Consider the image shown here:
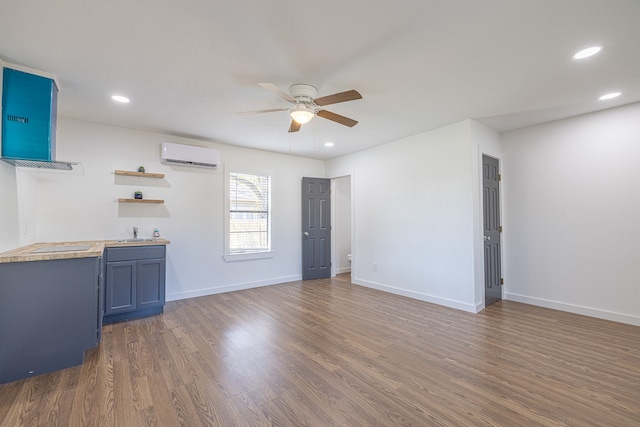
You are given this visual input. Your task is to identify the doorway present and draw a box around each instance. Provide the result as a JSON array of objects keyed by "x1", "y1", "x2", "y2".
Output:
[
  {"x1": 483, "y1": 155, "x2": 502, "y2": 306},
  {"x1": 332, "y1": 175, "x2": 352, "y2": 276},
  {"x1": 301, "y1": 177, "x2": 331, "y2": 280}
]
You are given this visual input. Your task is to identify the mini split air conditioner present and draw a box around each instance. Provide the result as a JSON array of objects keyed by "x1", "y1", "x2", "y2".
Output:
[{"x1": 160, "y1": 142, "x2": 220, "y2": 169}]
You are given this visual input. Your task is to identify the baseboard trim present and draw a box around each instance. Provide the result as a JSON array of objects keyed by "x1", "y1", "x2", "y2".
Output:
[
  {"x1": 504, "y1": 292, "x2": 640, "y2": 326},
  {"x1": 352, "y1": 277, "x2": 477, "y2": 313},
  {"x1": 168, "y1": 277, "x2": 640, "y2": 325},
  {"x1": 166, "y1": 274, "x2": 302, "y2": 302},
  {"x1": 336, "y1": 267, "x2": 351, "y2": 275}
]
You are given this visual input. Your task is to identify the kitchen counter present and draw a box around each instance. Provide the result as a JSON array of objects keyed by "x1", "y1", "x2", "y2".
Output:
[
  {"x1": 0, "y1": 239, "x2": 171, "y2": 263},
  {"x1": 0, "y1": 238, "x2": 171, "y2": 384}
]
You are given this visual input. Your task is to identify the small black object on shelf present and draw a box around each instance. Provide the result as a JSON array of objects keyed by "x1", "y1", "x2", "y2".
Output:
[{"x1": 134, "y1": 191, "x2": 143, "y2": 199}]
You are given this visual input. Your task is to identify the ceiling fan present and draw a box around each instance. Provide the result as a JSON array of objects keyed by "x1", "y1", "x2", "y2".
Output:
[{"x1": 239, "y1": 83, "x2": 362, "y2": 133}]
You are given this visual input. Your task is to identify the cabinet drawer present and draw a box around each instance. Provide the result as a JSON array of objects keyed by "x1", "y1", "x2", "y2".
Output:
[{"x1": 106, "y1": 245, "x2": 165, "y2": 261}]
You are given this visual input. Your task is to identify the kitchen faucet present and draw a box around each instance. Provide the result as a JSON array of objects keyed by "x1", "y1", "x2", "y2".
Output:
[{"x1": 133, "y1": 226, "x2": 138, "y2": 239}]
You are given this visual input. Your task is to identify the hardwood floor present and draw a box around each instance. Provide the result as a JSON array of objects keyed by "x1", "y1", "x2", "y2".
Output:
[{"x1": 1, "y1": 274, "x2": 639, "y2": 426}]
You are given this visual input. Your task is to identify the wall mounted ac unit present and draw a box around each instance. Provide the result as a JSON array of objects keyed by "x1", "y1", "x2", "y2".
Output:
[{"x1": 160, "y1": 142, "x2": 220, "y2": 169}]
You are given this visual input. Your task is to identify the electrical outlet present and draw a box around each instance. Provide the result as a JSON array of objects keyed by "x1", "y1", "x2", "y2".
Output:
[{"x1": 372, "y1": 263, "x2": 377, "y2": 271}]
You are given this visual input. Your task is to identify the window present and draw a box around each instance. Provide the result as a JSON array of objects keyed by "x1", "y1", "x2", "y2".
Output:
[{"x1": 226, "y1": 171, "x2": 271, "y2": 258}]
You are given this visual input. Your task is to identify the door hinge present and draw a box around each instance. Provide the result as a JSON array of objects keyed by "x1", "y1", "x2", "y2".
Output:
[
  {"x1": 499, "y1": 225, "x2": 503, "y2": 233},
  {"x1": 500, "y1": 278, "x2": 504, "y2": 285},
  {"x1": 498, "y1": 174, "x2": 502, "y2": 181}
]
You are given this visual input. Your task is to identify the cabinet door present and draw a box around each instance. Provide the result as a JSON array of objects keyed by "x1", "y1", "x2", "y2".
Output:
[
  {"x1": 0, "y1": 257, "x2": 100, "y2": 384},
  {"x1": 137, "y1": 258, "x2": 165, "y2": 309},
  {"x1": 105, "y1": 261, "x2": 136, "y2": 314}
]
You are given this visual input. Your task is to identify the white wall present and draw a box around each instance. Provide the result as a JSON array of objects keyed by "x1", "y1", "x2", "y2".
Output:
[
  {"x1": 8, "y1": 104, "x2": 636, "y2": 326},
  {"x1": 327, "y1": 120, "x2": 494, "y2": 312},
  {"x1": 0, "y1": 161, "x2": 20, "y2": 252},
  {"x1": 9, "y1": 117, "x2": 324, "y2": 300},
  {"x1": 502, "y1": 102, "x2": 640, "y2": 325}
]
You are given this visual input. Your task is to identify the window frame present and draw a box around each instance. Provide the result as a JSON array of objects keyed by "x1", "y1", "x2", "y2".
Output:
[{"x1": 223, "y1": 167, "x2": 276, "y2": 262}]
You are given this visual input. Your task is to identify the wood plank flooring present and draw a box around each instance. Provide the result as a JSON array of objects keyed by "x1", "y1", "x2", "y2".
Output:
[{"x1": 1, "y1": 274, "x2": 639, "y2": 426}]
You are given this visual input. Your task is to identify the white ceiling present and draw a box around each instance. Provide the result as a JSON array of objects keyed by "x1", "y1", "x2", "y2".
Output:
[{"x1": 1, "y1": 0, "x2": 639, "y2": 160}]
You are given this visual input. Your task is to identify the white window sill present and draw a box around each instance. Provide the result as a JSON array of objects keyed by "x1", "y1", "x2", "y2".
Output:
[{"x1": 223, "y1": 251, "x2": 276, "y2": 262}]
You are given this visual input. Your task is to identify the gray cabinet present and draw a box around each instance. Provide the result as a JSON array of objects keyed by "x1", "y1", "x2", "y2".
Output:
[
  {"x1": 0, "y1": 257, "x2": 102, "y2": 385},
  {"x1": 104, "y1": 245, "x2": 166, "y2": 323}
]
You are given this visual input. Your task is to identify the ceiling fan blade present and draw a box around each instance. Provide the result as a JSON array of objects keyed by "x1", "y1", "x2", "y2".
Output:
[
  {"x1": 236, "y1": 108, "x2": 288, "y2": 115},
  {"x1": 317, "y1": 109, "x2": 358, "y2": 127},
  {"x1": 258, "y1": 83, "x2": 296, "y2": 103},
  {"x1": 288, "y1": 120, "x2": 302, "y2": 133},
  {"x1": 314, "y1": 89, "x2": 362, "y2": 106}
]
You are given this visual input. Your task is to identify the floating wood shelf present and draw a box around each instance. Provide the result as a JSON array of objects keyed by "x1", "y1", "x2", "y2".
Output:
[
  {"x1": 115, "y1": 170, "x2": 165, "y2": 179},
  {"x1": 118, "y1": 198, "x2": 165, "y2": 204}
]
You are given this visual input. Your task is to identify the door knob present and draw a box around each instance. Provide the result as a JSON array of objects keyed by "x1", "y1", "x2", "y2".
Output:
[
  {"x1": 484, "y1": 236, "x2": 491, "y2": 241},
  {"x1": 303, "y1": 231, "x2": 309, "y2": 236}
]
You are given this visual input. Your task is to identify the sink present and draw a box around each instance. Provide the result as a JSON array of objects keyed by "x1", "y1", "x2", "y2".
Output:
[
  {"x1": 31, "y1": 244, "x2": 92, "y2": 253},
  {"x1": 115, "y1": 238, "x2": 156, "y2": 243}
]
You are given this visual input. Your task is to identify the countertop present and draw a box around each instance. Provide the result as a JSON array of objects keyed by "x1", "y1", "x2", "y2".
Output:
[{"x1": 0, "y1": 239, "x2": 171, "y2": 263}]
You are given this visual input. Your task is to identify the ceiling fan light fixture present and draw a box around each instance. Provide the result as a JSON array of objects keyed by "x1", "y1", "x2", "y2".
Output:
[{"x1": 290, "y1": 105, "x2": 315, "y2": 124}]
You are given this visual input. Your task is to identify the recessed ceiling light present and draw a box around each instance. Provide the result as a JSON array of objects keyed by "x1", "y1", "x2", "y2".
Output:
[
  {"x1": 111, "y1": 95, "x2": 130, "y2": 103},
  {"x1": 324, "y1": 142, "x2": 334, "y2": 147},
  {"x1": 573, "y1": 46, "x2": 601, "y2": 59},
  {"x1": 599, "y1": 92, "x2": 621, "y2": 100}
]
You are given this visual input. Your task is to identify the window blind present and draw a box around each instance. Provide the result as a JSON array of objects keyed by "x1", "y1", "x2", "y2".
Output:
[{"x1": 229, "y1": 172, "x2": 270, "y2": 253}]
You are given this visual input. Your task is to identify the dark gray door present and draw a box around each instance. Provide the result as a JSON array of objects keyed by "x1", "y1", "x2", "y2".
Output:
[
  {"x1": 483, "y1": 155, "x2": 502, "y2": 306},
  {"x1": 302, "y1": 177, "x2": 331, "y2": 280}
]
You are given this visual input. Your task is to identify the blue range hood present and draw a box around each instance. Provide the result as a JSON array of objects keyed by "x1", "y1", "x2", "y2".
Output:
[{"x1": 1, "y1": 66, "x2": 74, "y2": 170}]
